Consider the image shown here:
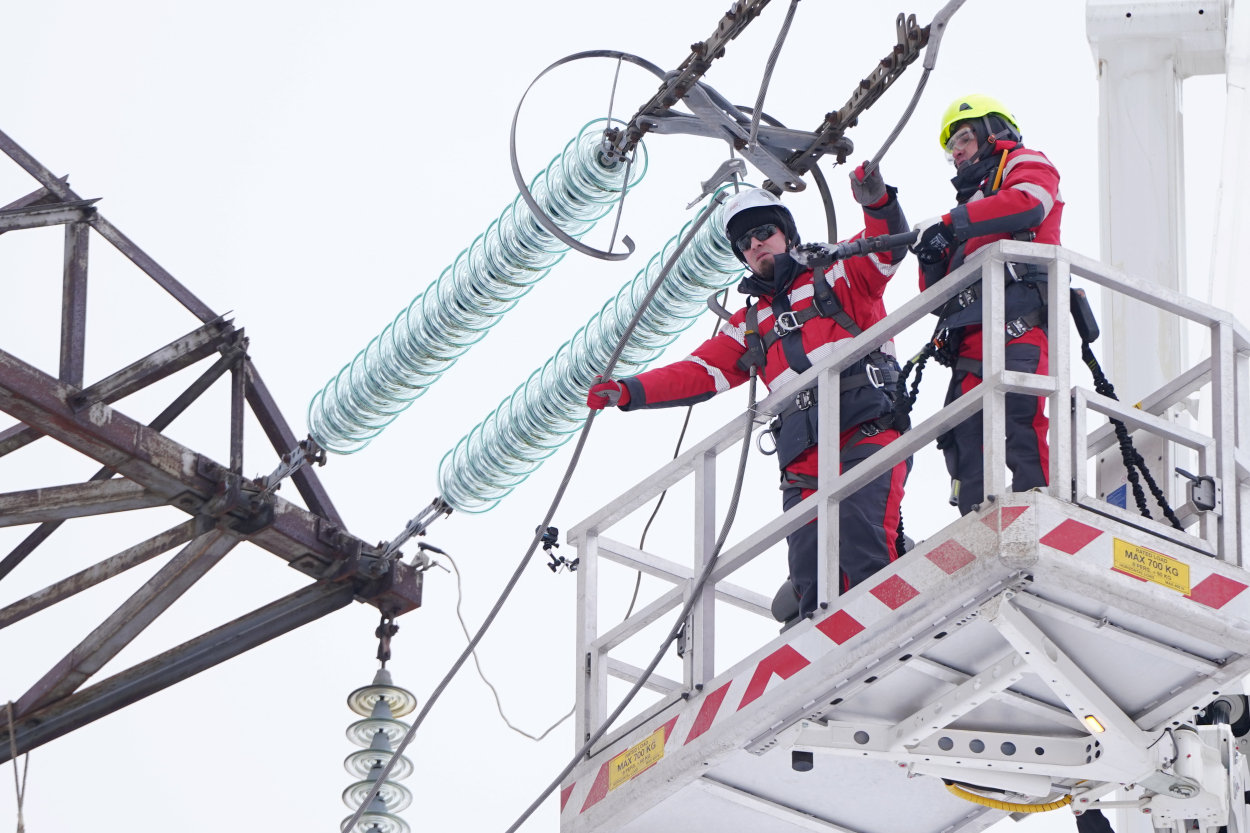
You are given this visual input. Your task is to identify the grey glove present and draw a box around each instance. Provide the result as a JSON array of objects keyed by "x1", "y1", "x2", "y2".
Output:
[{"x1": 849, "y1": 161, "x2": 887, "y2": 207}]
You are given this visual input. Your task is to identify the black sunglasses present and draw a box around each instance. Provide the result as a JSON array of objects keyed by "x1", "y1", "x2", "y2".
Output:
[{"x1": 734, "y1": 224, "x2": 781, "y2": 253}]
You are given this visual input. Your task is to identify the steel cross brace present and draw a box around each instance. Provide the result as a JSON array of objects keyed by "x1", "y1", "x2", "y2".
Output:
[
  {"x1": 0, "y1": 342, "x2": 421, "y2": 614},
  {"x1": 0, "y1": 126, "x2": 343, "y2": 526},
  {"x1": 0, "y1": 580, "x2": 356, "y2": 762}
]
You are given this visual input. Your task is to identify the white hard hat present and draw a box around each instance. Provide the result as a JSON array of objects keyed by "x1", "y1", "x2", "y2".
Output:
[{"x1": 722, "y1": 188, "x2": 783, "y2": 236}]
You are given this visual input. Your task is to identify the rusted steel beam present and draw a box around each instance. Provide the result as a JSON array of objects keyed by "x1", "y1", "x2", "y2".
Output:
[
  {"x1": 230, "y1": 363, "x2": 244, "y2": 475},
  {"x1": 0, "y1": 199, "x2": 96, "y2": 232},
  {"x1": 0, "y1": 344, "x2": 357, "y2": 574},
  {"x1": 0, "y1": 175, "x2": 69, "y2": 212},
  {"x1": 16, "y1": 528, "x2": 240, "y2": 716},
  {"x1": 0, "y1": 130, "x2": 344, "y2": 530},
  {"x1": 67, "y1": 319, "x2": 238, "y2": 412},
  {"x1": 60, "y1": 222, "x2": 89, "y2": 386},
  {"x1": 0, "y1": 580, "x2": 354, "y2": 761},
  {"x1": 0, "y1": 349, "x2": 242, "y2": 583},
  {"x1": 0, "y1": 128, "x2": 216, "y2": 323},
  {"x1": 0, "y1": 423, "x2": 40, "y2": 459},
  {"x1": 0, "y1": 518, "x2": 210, "y2": 630},
  {"x1": 244, "y1": 362, "x2": 345, "y2": 528},
  {"x1": 0, "y1": 479, "x2": 164, "y2": 528}
]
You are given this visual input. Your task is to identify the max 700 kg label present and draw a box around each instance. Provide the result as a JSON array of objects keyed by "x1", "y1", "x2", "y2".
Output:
[
  {"x1": 608, "y1": 726, "x2": 667, "y2": 792},
  {"x1": 1112, "y1": 538, "x2": 1191, "y2": 595}
]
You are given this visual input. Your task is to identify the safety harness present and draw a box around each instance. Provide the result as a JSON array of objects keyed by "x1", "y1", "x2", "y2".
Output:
[
  {"x1": 712, "y1": 262, "x2": 906, "y2": 491},
  {"x1": 934, "y1": 258, "x2": 1049, "y2": 380}
]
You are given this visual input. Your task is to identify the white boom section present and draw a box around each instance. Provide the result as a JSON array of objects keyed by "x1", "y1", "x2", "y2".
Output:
[
  {"x1": 561, "y1": 241, "x2": 1250, "y2": 833},
  {"x1": 1086, "y1": 0, "x2": 1227, "y2": 405}
]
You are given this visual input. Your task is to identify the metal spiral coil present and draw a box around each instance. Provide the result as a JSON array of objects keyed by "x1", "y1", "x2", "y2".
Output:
[
  {"x1": 437, "y1": 186, "x2": 746, "y2": 513},
  {"x1": 308, "y1": 120, "x2": 647, "y2": 454}
]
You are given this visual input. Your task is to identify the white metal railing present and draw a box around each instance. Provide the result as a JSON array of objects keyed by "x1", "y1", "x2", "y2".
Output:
[{"x1": 567, "y1": 240, "x2": 1250, "y2": 749}]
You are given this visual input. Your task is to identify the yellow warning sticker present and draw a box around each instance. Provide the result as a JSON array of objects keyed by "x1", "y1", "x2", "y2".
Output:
[
  {"x1": 1113, "y1": 538, "x2": 1190, "y2": 595},
  {"x1": 608, "y1": 726, "x2": 666, "y2": 792}
]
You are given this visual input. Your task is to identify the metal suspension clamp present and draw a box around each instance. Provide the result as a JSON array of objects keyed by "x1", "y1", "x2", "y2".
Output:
[{"x1": 774, "y1": 310, "x2": 802, "y2": 336}]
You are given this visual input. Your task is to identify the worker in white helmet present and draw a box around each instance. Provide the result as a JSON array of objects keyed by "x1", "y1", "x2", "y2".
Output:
[{"x1": 587, "y1": 167, "x2": 912, "y2": 623}]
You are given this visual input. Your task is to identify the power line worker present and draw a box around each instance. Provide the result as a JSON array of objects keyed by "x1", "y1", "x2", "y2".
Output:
[
  {"x1": 587, "y1": 171, "x2": 912, "y2": 620},
  {"x1": 912, "y1": 94, "x2": 1063, "y2": 516}
]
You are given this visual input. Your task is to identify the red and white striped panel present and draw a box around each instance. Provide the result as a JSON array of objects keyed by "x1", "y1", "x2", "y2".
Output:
[
  {"x1": 1035, "y1": 503, "x2": 1250, "y2": 622},
  {"x1": 565, "y1": 504, "x2": 1017, "y2": 817}
]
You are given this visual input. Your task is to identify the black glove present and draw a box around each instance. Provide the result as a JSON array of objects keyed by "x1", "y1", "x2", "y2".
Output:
[{"x1": 912, "y1": 221, "x2": 955, "y2": 266}]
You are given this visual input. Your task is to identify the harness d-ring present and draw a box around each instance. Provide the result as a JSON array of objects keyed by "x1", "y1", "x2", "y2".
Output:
[{"x1": 509, "y1": 50, "x2": 666, "y2": 263}]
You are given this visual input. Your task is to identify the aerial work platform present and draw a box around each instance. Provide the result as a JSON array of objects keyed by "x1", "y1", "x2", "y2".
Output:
[{"x1": 561, "y1": 242, "x2": 1250, "y2": 833}]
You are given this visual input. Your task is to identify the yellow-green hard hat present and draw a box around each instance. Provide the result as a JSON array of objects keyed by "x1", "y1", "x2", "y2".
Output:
[{"x1": 938, "y1": 94, "x2": 1020, "y2": 149}]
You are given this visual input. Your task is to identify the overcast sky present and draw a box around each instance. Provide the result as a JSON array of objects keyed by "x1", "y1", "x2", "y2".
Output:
[{"x1": 0, "y1": 1, "x2": 1233, "y2": 832}]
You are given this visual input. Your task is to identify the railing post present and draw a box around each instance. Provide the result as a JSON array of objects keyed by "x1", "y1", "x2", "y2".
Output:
[
  {"x1": 1236, "y1": 349, "x2": 1250, "y2": 565},
  {"x1": 982, "y1": 256, "x2": 1008, "y2": 503},
  {"x1": 575, "y1": 532, "x2": 602, "y2": 747},
  {"x1": 688, "y1": 451, "x2": 716, "y2": 689},
  {"x1": 816, "y1": 366, "x2": 841, "y2": 612},
  {"x1": 1048, "y1": 256, "x2": 1073, "y2": 502},
  {"x1": 1212, "y1": 321, "x2": 1239, "y2": 564}
]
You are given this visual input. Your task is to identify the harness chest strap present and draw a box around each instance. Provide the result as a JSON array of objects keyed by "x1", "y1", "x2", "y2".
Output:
[{"x1": 736, "y1": 265, "x2": 863, "y2": 374}]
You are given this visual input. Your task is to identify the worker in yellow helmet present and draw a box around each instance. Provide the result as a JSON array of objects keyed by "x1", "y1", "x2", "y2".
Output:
[{"x1": 911, "y1": 93, "x2": 1065, "y2": 515}]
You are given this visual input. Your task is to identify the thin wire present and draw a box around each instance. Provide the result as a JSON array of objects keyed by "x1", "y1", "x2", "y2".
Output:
[
  {"x1": 605, "y1": 56, "x2": 628, "y2": 255},
  {"x1": 748, "y1": 0, "x2": 800, "y2": 150},
  {"x1": 729, "y1": 146, "x2": 741, "y2": 194},
  {"x1": 863, "y1": 67, "x2": 930, "y2": 175},
  {"x1": 506, "y1": 370, "x2": 758, "y2": 833},
  {"x1": 6, "y1": 702, "x2": 27, "y2": 833},
  {"x1": 605, "y1": 56, "x2": 623, "y2": 127},
  {"x1": 624, "y1": 291, "x2": 728, "y2": 621},
  {"x1": 340, "y1": 191, "x2": 728, "y2": 833},
  {"x1": 441, "y1": 552, "x2": 573, "y2": 742}
]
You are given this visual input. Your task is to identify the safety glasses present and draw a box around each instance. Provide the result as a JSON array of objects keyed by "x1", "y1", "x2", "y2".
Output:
[
  {"x1": 734, "y1": 223, "x2": 781, "y2": 253},
  {"x1": 944, "y1": 125, "x2": 979, "y2": 165}
]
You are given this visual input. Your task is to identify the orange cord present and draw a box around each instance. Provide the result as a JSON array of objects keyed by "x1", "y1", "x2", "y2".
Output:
[{"x1": 990, "y1": 148, "x2": 1010, "y2": 191}]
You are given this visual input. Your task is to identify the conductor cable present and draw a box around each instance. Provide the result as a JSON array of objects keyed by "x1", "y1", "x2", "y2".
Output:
[
  {"x1": 747, "y1": 0, "x2": 800, "y2": 151},
  {"x1": 340, "y1": 192, "x2": 729, "y2": 833}
]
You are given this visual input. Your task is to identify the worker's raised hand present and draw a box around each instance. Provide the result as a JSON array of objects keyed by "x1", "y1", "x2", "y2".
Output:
[
  {"x1": 849, "y1": 161, "x2": 887, "y2": 207},
  {"x1": 587, "y1": 378, "x2": 630, "y2": 410}
]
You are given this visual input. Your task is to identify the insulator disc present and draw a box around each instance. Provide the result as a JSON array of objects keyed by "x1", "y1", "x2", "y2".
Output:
[
  {"x1": 346, "y1": 717, "x2": 410, "y2": 748},
  {"x1": 341, "y1": 811, "x2": 410, "y2": 833},
  {"x1": 348, "y1": 684, "x2": 418, "y2": 718},
  {"x1": 344, "y1": 749, "x2": 414, "y2": 781},
  {"x1": 343, "y1": 780, "x2": 413, "y2": 813}
]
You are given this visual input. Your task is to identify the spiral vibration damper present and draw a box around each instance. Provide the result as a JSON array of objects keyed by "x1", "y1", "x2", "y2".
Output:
[
  {"x1": 307, "y1": 120, "x2": 647, "y2": 454},
  {"x1": 437, "y1": 185, "x2": 747, "y2": 513}
]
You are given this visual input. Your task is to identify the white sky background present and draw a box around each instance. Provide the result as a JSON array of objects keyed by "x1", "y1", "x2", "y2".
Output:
[{"x1": 0, "y1": 1, "x2": 1231, "y2": 831}]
